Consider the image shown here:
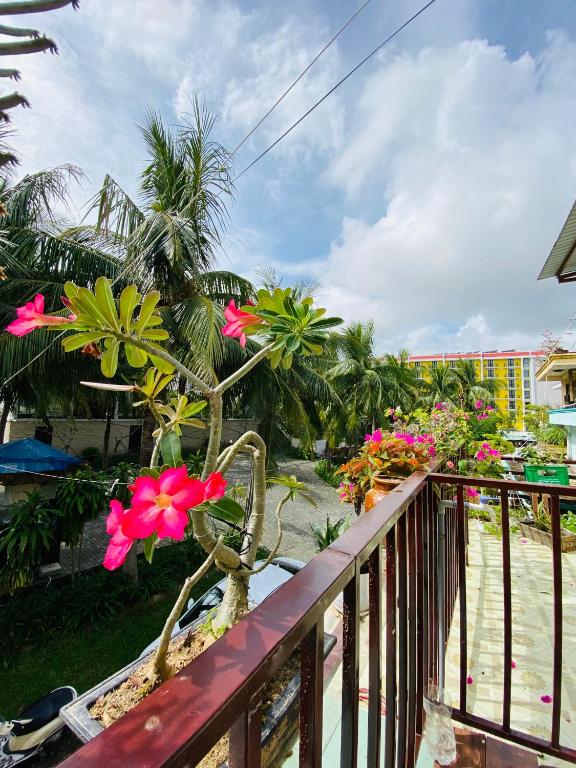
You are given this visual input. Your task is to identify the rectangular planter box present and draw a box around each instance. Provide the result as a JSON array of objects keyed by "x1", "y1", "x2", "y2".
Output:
[
  {"x1": 518, "y1": 522, "x2": 576, "y2": 553},
  {"x1": 61, "y1": 621, "x2": 336, "y2": 759}
]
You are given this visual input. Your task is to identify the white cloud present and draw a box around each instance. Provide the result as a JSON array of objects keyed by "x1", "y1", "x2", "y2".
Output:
[
  {"x1": 173, "y1": 5, "x2": 344, "y2": 160},
  {"x1": 315, "y1": 32, "x2": 576, "y2": 353}
]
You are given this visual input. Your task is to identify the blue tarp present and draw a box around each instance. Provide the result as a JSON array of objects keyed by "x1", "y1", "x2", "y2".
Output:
[{"x1": 0, "y1": 438, "x2": 81, "y2": 476}]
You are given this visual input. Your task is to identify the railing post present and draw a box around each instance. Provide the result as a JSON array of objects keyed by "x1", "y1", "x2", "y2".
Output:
[
  {"x1": 367, "y1": 545, "x2": 382, "y2": 768},
  {"x1": 340, "y1": 560, "x2": 360, "y2": 768},
  {"x1": 229, "y1": 693, "x2": 263, "y2": 768},
  {"x1": 437, "y1": 500, "x2": 446, "y2": 692},
  {"x1": 384, "y1": 526, "x2": 397, "y2": 768},
  {"x1": 300, "y1": 620, "x2": 324, "y2": 767}
]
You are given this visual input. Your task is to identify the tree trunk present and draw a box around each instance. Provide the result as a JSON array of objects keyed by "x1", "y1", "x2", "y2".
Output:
[
  {"x1": 0, "y1": 389, "x2": 13, "y2": 443},
  {"x1": 122, "y1": 547, "x2": 138, "y2": 584},
  {"x1": 139, "y1": 411, "x2": 156, "y2": 467},
  {"x1": 102, "y1": 400, "x2": 113, "y2": 469}
]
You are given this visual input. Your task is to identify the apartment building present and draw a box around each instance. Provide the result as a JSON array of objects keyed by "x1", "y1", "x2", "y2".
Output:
[{"x1": 407, "y1": 351, "x2": 562, "y2": 429}]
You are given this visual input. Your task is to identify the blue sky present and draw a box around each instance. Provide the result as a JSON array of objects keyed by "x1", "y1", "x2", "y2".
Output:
[{"x1": 7, "y1": 0, "x2": 576, "y2": 354}]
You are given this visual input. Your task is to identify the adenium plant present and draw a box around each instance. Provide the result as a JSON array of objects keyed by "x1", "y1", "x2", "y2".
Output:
[{"x1": 6, "y1": 278, "x2": 341, "y2": 684}]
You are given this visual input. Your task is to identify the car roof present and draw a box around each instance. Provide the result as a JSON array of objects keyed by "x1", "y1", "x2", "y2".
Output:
[{"x1": 209, "y1": 560, "x2": 296, "y2": 606}]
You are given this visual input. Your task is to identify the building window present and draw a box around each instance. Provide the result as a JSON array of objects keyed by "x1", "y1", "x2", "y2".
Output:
[
  {"x1": 34, "y1": 425, "x2": 53, "y2": 446},
  {"x1": 414, "y1": 361, "x2": 421, "y2": 367},
  {"x1": 487, "y1": 369, "x2": 495, "y2": 378},
  {"x1": 431, "y1": 360, "x2": 438, "y2": 368},
  {"x1": 448, "y1": 360, "x2": 456, "y2": 368}
]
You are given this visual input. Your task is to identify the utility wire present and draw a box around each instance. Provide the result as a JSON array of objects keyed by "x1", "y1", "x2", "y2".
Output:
[
  {"x1": 2, "y1": 331, "x2": 65, "y2": 387},
  {"x1": 0, "y1": 463, "x2": 127, "y2": 485},
  {"x1": 234, "y1": 0, "x2": 439, "y2": 182},
  {"x1": 231, "y1": 0, "x2": 373, "y2": 155},
  {"x1": 2, "y1": 0, "x2": 436, "y2": 385}
]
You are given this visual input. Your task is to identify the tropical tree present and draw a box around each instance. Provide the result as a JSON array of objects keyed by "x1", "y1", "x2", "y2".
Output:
[
  {"x1": 453, "y1": 360, "x2": 498, "y2": 409},
  {"x1": 418, "y1": 363, "x2": 460, "y2": 407},
  {"x1": 0, "y1": 0, "x2": 79, "y2": 165},
  {"x1": 0, "y1": 165, "x2": 122, "y2": 437}
]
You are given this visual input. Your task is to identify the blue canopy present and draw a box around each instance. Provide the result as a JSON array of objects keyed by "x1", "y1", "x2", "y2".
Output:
[{"x1": 0, "y1": 438, "x2": 81, "y2": 477}]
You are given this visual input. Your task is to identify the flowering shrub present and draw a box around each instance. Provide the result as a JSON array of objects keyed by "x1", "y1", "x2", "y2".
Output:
[
  {"x1": 336, "y1": 429, "x2": 435, "y2": 505},
  {"x1": 6, "y1": 279, "x2": 341, "y2": 683},
  {"x1": 457, "y1": 440, "x2": 505, "y2": 479},
  {"x1": 410, "y1": 404, "x2": 471, "y2": 458}
]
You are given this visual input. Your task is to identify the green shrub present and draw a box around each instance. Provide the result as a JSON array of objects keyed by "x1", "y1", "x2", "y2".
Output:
[
  {"x1": 314, "y1": 459, "x2": 341, "y2": 488},
  {"x1": 0, "y1": 493, "x2": 61, "y2": 593},
  {"x1": 310, "y1": 516, "x2": 350, "y2": 551}
]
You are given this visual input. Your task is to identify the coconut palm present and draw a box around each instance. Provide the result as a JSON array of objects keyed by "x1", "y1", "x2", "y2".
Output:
[
  {"x1": 453, "y1": 359, "x2": 499, "y2": 408},
  {"x1": 0, "y1": 0, "x2": 79, "y2": 164},
  {"x1": 0, "y1": 165, "x2": 123, "y2": 437},
  {"x1": 418, "y1": 363, "x2": 460, "y2": 407}
]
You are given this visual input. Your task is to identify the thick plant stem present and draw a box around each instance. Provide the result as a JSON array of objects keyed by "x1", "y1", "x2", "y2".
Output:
[
  {"x1": 116, "y1": 332, "x2": 212, "y2": 395},
  {"x1": 250, "y1": 491, "x2": 291, "y2": 575},
  {"x1": 213, "y1": 572, "x2": 250, "y2": 631},
  {"x1": 240, "y1": 434, "x2": 267, "y2": 570},
  {"x1": 201, "y1": 391, "x2": 223, "y2": 480},
  {"x1": 150, "y1": 536, "x2": 224, "y2": 683}
]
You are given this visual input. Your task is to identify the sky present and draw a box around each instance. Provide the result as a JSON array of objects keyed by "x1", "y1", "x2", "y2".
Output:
[{"x1": 6, "y1": 0, "x2": 576, "y2": 355}]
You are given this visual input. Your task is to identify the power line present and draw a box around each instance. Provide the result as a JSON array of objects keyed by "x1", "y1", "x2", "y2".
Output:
[
  {"x1": 231, "y1": 0, "x2": 373, "y2": 155},
  {"x1": 108, "y1": 0, "x2": 372, "y2": 291},
  {"x1": 0, "y1": 462, "x2": 126, "y2": 485},
  {"x1": 234, "y1": 0, "x2": 439, "y2": 182},
  {"x1": 2, "y1": 331, "x2": 65, "y2": 387}
]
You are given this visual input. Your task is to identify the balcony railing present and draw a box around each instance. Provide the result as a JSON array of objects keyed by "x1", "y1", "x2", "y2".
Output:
[{"x1": 59, "y1": 469, "x2": 576, "y2": 768}]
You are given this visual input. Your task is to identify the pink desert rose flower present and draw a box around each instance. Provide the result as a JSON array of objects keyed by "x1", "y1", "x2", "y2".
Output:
[
  {"x1": 6, "y1": 293, "x2": 75, "y2": 336},
  {"x1": 486, "y1": 405, "x2": 494, "y2": 411},
  {"x1": 540, "y1": 695, "x2": 552, "y2": 704},
  {"x1": 365, "y1": 429, "x2": 383, "y2": 443},
  {"x1": 123, "y1": 467, "x2": 226, "y2": 541},
  {"x1": 103, "y1": 500, "x2": 134, "y2": 571},
  {"x1": 489, "y1": 449, "x2": 501, "y2": 458},
  {"x1": 203, "y1": 471, "x2": 227, "y2": 501},
  {"x1": 221, "y1": 299, "x2": 262, "y2": 347}
]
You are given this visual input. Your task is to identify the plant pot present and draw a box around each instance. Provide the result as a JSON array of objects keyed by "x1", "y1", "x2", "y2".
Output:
[
  {"x1": 364, "y1": 473, "x2": 405, "y2": 512},
  {"x1": 518, "y1": 522, "x2": 576, "y2": 553},
  {"x1": 61, "y1": 619, "x2": 336, "y2": 766}
]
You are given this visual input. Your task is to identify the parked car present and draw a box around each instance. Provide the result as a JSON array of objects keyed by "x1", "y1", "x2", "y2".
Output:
[{"x1": 140, "y1": 557, "x2": 305, "y2": 657}]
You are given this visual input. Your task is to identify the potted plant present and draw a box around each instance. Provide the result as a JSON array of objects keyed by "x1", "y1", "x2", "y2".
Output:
[
  {"x1": 518, "y1": 500, "x2": 576, "y2": 553},
  {"x1": 337, "y1": 429, "x2": 436, "y2": 512},
  {"x1": 5, "y1": 280, "x2": 342, "y2": 760}
]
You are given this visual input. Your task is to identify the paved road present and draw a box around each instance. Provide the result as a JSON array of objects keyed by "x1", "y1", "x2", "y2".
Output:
[{"x1": 59, "y1": 459, "x2": 349, "y2": 575}]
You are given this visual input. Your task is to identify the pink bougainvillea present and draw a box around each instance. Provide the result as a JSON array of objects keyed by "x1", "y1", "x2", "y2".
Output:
[
  {"x1": 465, "y1": 486, "x2": 480, "y2": 501},
  {"x1": 364, "y1": 428, "x2": 383, "y2": 443}
]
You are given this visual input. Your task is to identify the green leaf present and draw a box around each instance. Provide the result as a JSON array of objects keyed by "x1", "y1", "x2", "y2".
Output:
[
  {"x1": 140, "y1": 467, "x2": 161, "y2": 478},
  {"x1": 94, "y1": 277, "x2": 121, "y2": 330},
  {"x1": 101, "y1": 339, "x2": 120, "y2": 378},
  {"x1": 124, "y1": 343, "x2": 148, "y2": 368},
  {"x1": 203, "y1": 496, "x2": 245, "y2": 525},
  {"x1": 144, "y1": 533, "x2": 158, "y2": 564},
  {"x1": 74, "y1": 287, "x2": 110, "y2": 326},
  {"x1": 159, "y1": 431, "x2": 182, "y2": 467},
  {"x1": 139, "y1": 328, "x2": 169, "y2": 341},
  {"x1": 136, "y1": 290, "x2": 161, "y2": 332},
  {"x1": 119, "y1": 285, "x2": 140, "y2": 331},
  {"x1": 149, "y1": 353, "x2": 175, "y2": 374},
  {"x1": 62, "y1": 331, "x2": 106, "y2": 352},
  {"x1": 180, "y1": 418, "x2": 206, "y2": 429}
]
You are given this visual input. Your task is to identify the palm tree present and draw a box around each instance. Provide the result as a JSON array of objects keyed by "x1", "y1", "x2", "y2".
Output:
[
  {"x1": 379, "y1": 348, "x2": 420, "y2": 411},
  {"x1": 0, "y1": 0, "x2": 79, "y2": 164},
  {"x1": 418, "y1": 363, "x2": 460, "y2": 407},
  {"x1": 0, "y1": 165, "x2": 122, "y2": 438},
  {"x1": 325, "y1": 322, "x2": 395, "y2": 442},
  {"x1": 86, "y1": 102, "x2": 254, "y2": 461},
  {"x1": 453, "y1": 359, "x2": 498, "y2": 409}
]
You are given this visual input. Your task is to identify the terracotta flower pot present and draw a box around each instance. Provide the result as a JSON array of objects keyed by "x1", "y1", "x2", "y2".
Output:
[{"x1": 364, "y1": 473, "x2": 404, "y2": 512}]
